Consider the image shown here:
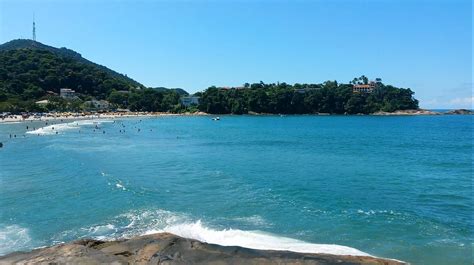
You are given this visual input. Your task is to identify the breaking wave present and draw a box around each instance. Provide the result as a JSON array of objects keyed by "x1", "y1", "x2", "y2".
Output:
[
  {"x1": 55, "y1": 209, "x2": 371, "y2": 257},
  {"x1": 26, "y1": 119, "x2": 113, "y2": 135},
  {"x1": 0, "y1": 225, "x2": 32, "y2": 256},
  {"x1": 152, "y1": 221, "x2": 370, "y2": 256}
]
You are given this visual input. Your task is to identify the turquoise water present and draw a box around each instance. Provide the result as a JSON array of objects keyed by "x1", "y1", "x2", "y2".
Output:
[{"x1": 0, "y1": 115, "x2": 472, "y2": 264}]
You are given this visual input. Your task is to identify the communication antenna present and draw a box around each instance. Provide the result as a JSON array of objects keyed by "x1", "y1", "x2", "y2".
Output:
[{"x1": 32, "y1": 13, "x2": 36, "y2": 41}]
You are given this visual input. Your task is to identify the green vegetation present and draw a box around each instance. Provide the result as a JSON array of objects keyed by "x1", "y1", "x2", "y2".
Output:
[
  {"x1": 199, "y1": 80, "x2": 418, "y2": 114},
  {"x1": 0, "y1": 39, "x2": 185, "y2": 113},
  {"x1": 0, "y1": 39, "x2": 419, "y2": 114}
]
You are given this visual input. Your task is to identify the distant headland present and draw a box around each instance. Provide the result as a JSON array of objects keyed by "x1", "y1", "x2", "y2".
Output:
[{"x1": 0, "y1": 39, "x2": 458, "y2": 116}]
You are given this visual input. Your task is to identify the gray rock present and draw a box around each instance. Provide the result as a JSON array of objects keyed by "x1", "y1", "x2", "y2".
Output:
[
  {"x1": 0, "y1": 233, "x2": 408, "y2": 265},
  {"x1": 444, "y1": 109, "x2": 473, "y2": 115}
]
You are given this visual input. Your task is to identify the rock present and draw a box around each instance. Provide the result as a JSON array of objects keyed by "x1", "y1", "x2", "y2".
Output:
[
  {"x1": 372, "y1": 109, "x2": 439, "y2": 115},
  {"x1": 444, "y1": 109, "x2": 473, "y2": 115},
  {"x1": 0, "y1": 233, "x2": 407, "y2": 265}
]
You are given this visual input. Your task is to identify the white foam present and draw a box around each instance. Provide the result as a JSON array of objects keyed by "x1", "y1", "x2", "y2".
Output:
[
  {"x1": 85, "y1": 224, "x2": 117, "y2": 240},
  {"x1": 59, "y1": 209, "x2": 372, "y2": 257},
  {"x1": 0, "y1": 225, "x2": 32, "y2": 255},
  {"x1": 26, "y1": 119, "x2": 113, "y2": 135},
  {"x1": 115, "y1": 183, "x2": 126, "y2": 191},
  {"x1": 149, "y1": 221, "x2": 371, "y2": 256}
]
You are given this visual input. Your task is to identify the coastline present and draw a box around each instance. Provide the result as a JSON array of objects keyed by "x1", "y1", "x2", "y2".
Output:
[
  {"x1": 1, "y1": 108, "x2": 470, "y2": 124},
  {"x1": 0, "y1": 111, "x2": 209, "y2": 124},
  {"x1": 0, "y1": 232, "x2": 407, "y2": 265},
  {"x1": 2, "y1": 108, "x2": 471, "y2": 124}
]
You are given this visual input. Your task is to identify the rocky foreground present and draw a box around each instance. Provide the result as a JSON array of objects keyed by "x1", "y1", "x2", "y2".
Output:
[{"x1": 0, "y1": 233, "x2": 407, "y2": 265}]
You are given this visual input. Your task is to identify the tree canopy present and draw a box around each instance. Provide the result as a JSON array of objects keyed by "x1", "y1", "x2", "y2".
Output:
[
  {"x1": 199, "y1": 80, "x2": 418, "y2": 114},
  {"x1": 0, "y1": 41, "x2": 183, "y2": 113}
]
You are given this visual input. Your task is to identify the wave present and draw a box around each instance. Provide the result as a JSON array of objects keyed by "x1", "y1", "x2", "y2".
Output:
[
  {"x1": 0, "y1": 225, "x2": 31, "y2": 256},
  {"x1": 153, "y1": 221, "x2": 371, "y2": 256},
  {"x1": 26, "y1": 119, "x2": 113, "y2": 135},
  {"x1": 1, "y1": 209, "x2": 372, "y2": 257},
  {"x1": 54, "y1": 209, "x2": 370, "y2": 257},
  {"x1": 231, "y1": 215, "x2": 269, "y2": 226}
]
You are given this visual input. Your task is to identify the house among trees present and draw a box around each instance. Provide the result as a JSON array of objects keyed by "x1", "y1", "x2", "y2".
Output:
[
  {"x1": 180, "y1": 96, "x2": 200, "y2": 107},
  {"x1": 59, "y1": 88, "x2": 76, "y2": 99},
  {"x1": 84, "y1": 99, "x2": 110, "y2": 111},
  {"x1": 352, "y1": 77, "x2": 382, "y2": 93},
  {"x1": 353, "y1": 82, "x2": 376, "y2": 93}
]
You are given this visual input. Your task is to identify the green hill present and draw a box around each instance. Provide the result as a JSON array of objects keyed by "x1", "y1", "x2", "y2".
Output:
[
  {"x1": 0, "y1": 39, "x2": 142, "y2": 87},
  {"x1": 0, "y1": 39, "x2": 187, "y2": 112}
]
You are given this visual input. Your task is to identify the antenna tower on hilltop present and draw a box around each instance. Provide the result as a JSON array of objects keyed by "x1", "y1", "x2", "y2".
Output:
[{"x1": 32, "y1": 14, "x2": 36, "y2": 41}]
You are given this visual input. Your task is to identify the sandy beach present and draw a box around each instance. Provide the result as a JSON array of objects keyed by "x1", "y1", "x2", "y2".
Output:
[
  {"x1": 1, "y1": 109, "x2": 471, "y2": 125},
  {"x1": 0, "y1": 111, "x2": 209, "y2": 124}
]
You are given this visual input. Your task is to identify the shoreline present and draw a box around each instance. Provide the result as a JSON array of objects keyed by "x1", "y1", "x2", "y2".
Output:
[
  {"x1": 0, "y1": 108, "x2": 471, "y2": 124},
  {"x1": 0, "y1": 111, "x2": 209, "y2": 124},
  {"x1": 0, "y1": 232, "x2": 407, "y2": 265}
]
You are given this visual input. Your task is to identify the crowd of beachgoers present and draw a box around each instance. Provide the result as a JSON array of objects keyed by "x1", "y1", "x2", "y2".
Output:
[{"x1": 0, "y1": 111, "x2": 209, "y2": 124}]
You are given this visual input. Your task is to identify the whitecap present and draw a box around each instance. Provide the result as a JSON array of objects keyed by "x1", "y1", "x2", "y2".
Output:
[
  {"x1": 54, "y1": 209, "x2": 373, "y2": 257},
  {"x1": 26, "y1": 119, "x2": 113, "y2": 135},
  {"x1": 115, "y1": 183, "x2": 126, "y2": 191},
  {"x1": 0, "y1": 225, "x2": 32, "y2": 255},
  {"x1": 150, "y1": 221, "x2": 371, "y2": 256},
  {"x1": 232, "y1": 215, "x2": 269, "y2": 226}
]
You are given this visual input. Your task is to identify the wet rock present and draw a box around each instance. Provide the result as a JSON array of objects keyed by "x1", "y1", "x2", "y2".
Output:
[
  {"x1": 444, "y1": 109, "x2": 473, "y2": 115},
  {"x1": 0, "y1": 233, "x2": 407, "y2": 265}
]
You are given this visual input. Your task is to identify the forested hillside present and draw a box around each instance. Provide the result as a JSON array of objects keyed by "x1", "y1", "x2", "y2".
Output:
[
  {"x1": 0, "y1": 40, "x2": 184, "y2": 112},
  {"x1": 199, "y1": 80, "x2": 419, "y2": 114}
]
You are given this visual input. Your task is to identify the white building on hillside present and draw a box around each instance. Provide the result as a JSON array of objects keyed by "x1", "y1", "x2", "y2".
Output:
[
  {"x1": 60, "y1": 88, "x2": 76, "y2": 99},
  {"x1": 180, "y1": 96, "x2": 200, "y2": 107},
  {"x1": 84, "y1": 100, "x2": 110, "y2": 111}
]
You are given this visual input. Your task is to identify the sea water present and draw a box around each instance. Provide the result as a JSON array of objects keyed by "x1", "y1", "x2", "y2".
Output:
[{"x1": 0, "y1": 115, "x2": 472, "y2": 264}]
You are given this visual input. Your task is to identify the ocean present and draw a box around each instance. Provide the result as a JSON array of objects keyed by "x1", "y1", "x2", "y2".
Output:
[{"x1": 0, "y1": 115, "x2": 472, "y2": 264}]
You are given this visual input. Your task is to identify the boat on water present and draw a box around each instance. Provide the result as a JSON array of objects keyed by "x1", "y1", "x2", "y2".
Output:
[{"x1": 212, "y1": 117, "x2": 220, "y2": 121}]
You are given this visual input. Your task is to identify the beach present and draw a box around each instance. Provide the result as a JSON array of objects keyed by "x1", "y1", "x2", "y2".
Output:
[
  {"x1": 0, "y1": 111, "x2": 209, "y2": 124},
  {"x1": 1, "y1": 108, "x2": 471, "y2": 125}
]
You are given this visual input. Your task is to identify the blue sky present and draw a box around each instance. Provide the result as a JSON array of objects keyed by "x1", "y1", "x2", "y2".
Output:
[{"x1": 0, "y1": 0, "x2": 472, "y2": 108}]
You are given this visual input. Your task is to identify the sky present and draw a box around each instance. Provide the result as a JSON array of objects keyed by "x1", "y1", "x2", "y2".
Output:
[{"x1": 0, "y1": 0, "x2": 472, "y2": 109}]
